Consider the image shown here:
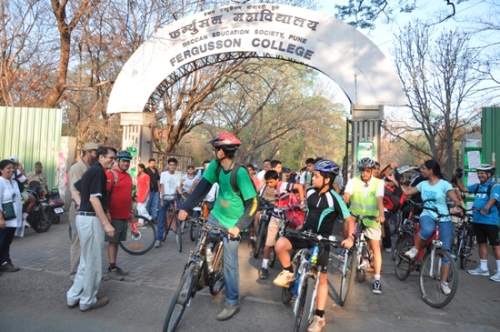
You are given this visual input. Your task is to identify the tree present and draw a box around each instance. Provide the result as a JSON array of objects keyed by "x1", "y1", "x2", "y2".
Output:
[
  {"x1": 334, "y1": 0, "x2": 467, "y2": 30},
  {"x1": 385, "y1": 22, "x2": 489, "y2": 178}
]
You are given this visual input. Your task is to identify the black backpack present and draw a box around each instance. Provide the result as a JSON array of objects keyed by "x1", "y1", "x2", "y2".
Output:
[{"x1": 215, "y1": 162, "x2": 256, "y2": 199}]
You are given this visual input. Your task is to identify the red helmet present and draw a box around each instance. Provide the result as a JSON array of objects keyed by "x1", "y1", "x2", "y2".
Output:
[{"x1": 208, "y1": 132, "x2": 242, "y2": 151}]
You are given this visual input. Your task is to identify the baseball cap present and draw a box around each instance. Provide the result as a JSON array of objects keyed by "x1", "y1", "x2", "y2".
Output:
[
  {"x1": 8, "y1": 156, "x2": 19, "y2": 163},
  {"x1": 83, "y1": 142, "x2": 99, "y2": 151}
]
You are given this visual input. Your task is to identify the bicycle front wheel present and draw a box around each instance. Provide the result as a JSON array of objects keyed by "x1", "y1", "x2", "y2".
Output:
[
  {"x1": 294, "y1": 277, "x2": 315, "y2": 332},
  {"x1": 120, "y1": 221, "x2": 156, "y2": 255},
  {"x1": 394, "y1": 234, "x2": 413, "y2": 281},
  {"x1": 418, "y1": 249, "x2": 458, "y2": 308},
  {"x1": 163, "y1": 264, "x2": 197, "y2": 332},
  {"x1": 340, "y1": 248, "x2": 357, "y2": 307},
  {"x1": 175, "y1": 216, "x2": 182, "y2": 252},
  {"x1": 209, "y1": 241, "x2": 225, "y2": 296},
  {"x1": 189, "y1": 217, "x2": 198, "y2": 242},
  {"x1": 253, "y1": 222, "x2": 265, "y2": 259}
]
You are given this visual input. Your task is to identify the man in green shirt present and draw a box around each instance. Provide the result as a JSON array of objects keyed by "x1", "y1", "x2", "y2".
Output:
[{"x1": 178, "y1": 132, "x2": 258, "y2": 321}]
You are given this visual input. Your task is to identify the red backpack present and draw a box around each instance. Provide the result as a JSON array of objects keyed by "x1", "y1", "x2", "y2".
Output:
[
  {"x1": 275, "y1": 181, "x2": 305, "y2": 229},
  {"x1": 383, "y1": 184, "x2": 405, "y2": 213}
]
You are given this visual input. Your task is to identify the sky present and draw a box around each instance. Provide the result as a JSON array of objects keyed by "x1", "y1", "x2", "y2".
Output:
[{"x1": 311, "y1": 0, "x2": 498, "y2": 110}]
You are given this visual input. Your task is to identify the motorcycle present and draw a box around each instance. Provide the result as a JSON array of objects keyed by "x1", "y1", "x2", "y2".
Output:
[
  {"x1": 46, "y1": 188, "x2": 65, "y2": 224},
  {"x1": 25, "y1": 181, "x2": 52, "y2": 233}
]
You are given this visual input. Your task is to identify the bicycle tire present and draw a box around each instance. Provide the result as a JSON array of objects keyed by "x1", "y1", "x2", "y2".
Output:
[
  {"x1": 189, "y1": 216, "x2": 198, "y2": 242},
  {"x1": 269, "y1": 247, "x2": 276, "y2": 268},
  {"x1": 356, "y1": 244, "x2": 368, "y2": 283},
  {"x1": 418, "y1": 249, "x2": 458, "y2": 308},
  {"x1": 339, "y1": 248, "x2": 357, "y2": 307},
  {"x1": 451, "y1": 232, "x2": 460, "y2": 262},
  {"x1": 163, "y1": 264, "x2": 197, "y2": 332},
  {"x1": 253, "y1": 223, "x2": 265, "y2": 259},
  {"x1": 175, "y1": 215, "x2": 182, "y2": 252},
  {"x1": 119, "y1": 221, "x2": 157, "y2": 255},
  {"x1": 460, "y1": 234, "x2": 474, "y2": 270},
  {"x1": 294, "y1": 277, "x2": 315, "y2": 332},
  {"x1": 209, "y1": 241, "x2": 225, "y2": 296},
  {"x1": 282, "y1": 284, "x2": 293, "y2": 304},
  {"x1": 395, "y1": 234, "x2": 414, "y2": 281},
  {"x1": 392, "y1": 235, "x2": 402, "y2": 261}
]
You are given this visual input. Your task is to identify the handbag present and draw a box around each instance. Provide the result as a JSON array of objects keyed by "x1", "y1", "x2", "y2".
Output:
[{"x1": 2, "y1": 201, "x2": 16, "y2": 220}]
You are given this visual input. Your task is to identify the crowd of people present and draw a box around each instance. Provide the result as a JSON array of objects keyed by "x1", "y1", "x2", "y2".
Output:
[{"x1": 1, "y1": 131, "x2": 499, "y2": 332}]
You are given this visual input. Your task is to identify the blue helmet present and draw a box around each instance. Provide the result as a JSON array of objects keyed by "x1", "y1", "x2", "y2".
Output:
[
  {"x1": 313, "y1": 159, "x2": 340, "y2": 177},
  {"x1": 116, "y1": 150, "x2": 133, "y2": 161}
]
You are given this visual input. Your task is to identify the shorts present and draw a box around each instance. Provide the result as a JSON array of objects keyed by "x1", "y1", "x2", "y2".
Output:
[
  {"x1": 286, "y1": 235, "x2": 330, "y2": 274},
  {"x1": 474, "y1": 223, "x2": 500, "y2": 246},
  {"x1": 265, "y1": 216, "x2": 280, "y2": 246},
  {"x1": 21, "y1": 192, "x2": 29, "y2": 201},
  {"x1": 363, "y1": 223, "x2": 382, "y2": 241},
  {"x1": 105, "y1": 219, "x2": 128, "y2": 243}
]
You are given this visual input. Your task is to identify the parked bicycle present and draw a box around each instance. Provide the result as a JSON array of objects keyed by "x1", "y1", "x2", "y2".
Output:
[
  {"x1": 163, "y1": 220, "x2": 226, "y2": 332},
  {"x1": 394, "y1": 199, "x2": 462, "y2": 308},
  {"x1": 280, "y1": 230, "x2": 341, "y2": 332},
  {"x1": 119, "y1": 209, "x2": 156, "y2": 255},
  {"x1": 160, "y1": 194, "x2": 183, "y2": 252},
  {"x1": 451, "y1": 209, "x2": 475, "y2": 269}
]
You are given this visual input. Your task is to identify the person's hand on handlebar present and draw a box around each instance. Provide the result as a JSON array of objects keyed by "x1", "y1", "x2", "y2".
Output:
[
  {"x1": 480, "y1": 206, "x2": 489, "y2": 216},
  {"x1": 376, "y1": 216, "x2": 385, "y2": 223},
  {"x1": 341, "y1": 236, "x2": 354, "y2": 249},
  {"x1": 178, "y1": 209, "x2": 188, "y2": 221},
  {"x1": 228, "y1": 226, "x2": 241, "y2": 239}
]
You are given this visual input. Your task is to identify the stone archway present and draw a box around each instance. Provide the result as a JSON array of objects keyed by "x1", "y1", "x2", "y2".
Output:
[{"x1": 107, "y1": 4, "x2": 406, "y2": 169}]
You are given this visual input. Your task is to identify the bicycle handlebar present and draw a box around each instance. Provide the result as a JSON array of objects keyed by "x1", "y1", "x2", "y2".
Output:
[{"x1": 295, "y1": 229, "x2": 342, "y2": 245}]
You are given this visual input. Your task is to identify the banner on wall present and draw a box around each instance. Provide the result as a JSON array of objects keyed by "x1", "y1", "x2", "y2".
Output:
[{"x1": 356, "y1": 141, "x2": 374, "y2": 161}]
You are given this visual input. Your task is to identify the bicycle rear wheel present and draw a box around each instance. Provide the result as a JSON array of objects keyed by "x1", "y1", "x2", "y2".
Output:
[
  {"x1": 253, "y1": 222, "x2": 266, "y2": 259},
  {"x1": 269, "y1": 247, "x2": 276, "y2": 268},
  {"x1": 209, "y1": 241, "x2": 225, "y2": 296},
  {"x1": 294, "y1": 277, "x2": 315, "y2": 332},
  {"x1": 120, "y1": 221, "x2": 156, "y2": 255},
  {"x1": 175, "y1": 216, "x2": 182, "y2": 252},
  {"x1": 394, "y1": 234, "x2": 413, "y2": 281},
  {"x1": 163, "y1": 264, "x2": 197, "y2": 332},
  {"x1": 189, "y1": 213, "x2": 200, "y2": 242},
  {"x1": 460, "y1": 234, "x2": 474, "y2": 270},
  {"x1": 340, "y1": 248, "x2": 357, "y2": 307},
  {"x1": 419, "y1": 249, "x2": 458, "y2": 308}
]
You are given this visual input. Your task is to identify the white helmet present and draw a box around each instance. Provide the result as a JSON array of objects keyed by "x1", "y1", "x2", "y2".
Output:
[{"x1": 8, "y1": 156, "x2": 19, "y2": 163}]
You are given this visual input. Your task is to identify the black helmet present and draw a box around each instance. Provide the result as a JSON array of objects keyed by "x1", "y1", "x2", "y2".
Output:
[{"x1": 116, "y1": 150, "x2": 133, "y2": 161}]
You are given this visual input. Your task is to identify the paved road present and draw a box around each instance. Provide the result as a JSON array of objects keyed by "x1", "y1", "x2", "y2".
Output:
[{"x1": 1, "y1": 214, "x2": 499, "y2": 332}]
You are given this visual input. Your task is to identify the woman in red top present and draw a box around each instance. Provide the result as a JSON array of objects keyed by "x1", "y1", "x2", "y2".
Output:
[{"x1": 136, "y1": 164, "x2": 151, "y2": 223}]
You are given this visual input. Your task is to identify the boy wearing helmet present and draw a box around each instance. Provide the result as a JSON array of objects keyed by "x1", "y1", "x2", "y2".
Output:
[
  {"x1": 455, "y1": 164, "x2": 500, "y2": 282},
  {"x1": 104, "y1": 150, "x2": 134, "y2": 281},
  {"x1": 273, "y1": 159, "x2": 355, "y2": 332},
  {"x1": 343, "y1": 157, "x2": 385, "y2": 294},
  {"x1": 178, "y1": 132, "x2": 258, "y2": 321}
]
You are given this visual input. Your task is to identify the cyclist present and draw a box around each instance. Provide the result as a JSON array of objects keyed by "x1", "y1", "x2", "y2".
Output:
[
  {"x1": 258, "y1": 169, "x2": 305, "y2": 279},
  {"x1": 156, "y1": 158, "x2": 183, "y2": 248},
  {"x1": 273, "y1": 159, "x2": 354, "y2": 332},
  {"x1": 454, "y1": 164, "x2": 500, "y2": 281},
  {"x1": 391, "y1": 159, "x2": 463, "y2": 294},
  {"x1": 343, "y1": 157, "x2": 385, "y2": 294},
  {"x1": 178, "y1": 132, "x2": 257, "y2": 321}
]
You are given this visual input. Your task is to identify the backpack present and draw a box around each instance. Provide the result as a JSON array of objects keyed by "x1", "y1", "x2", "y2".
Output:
[
  {"x1": 215, "y1": 162, "x2": 257, "y2": 200},
  {"x1": 383, "y1": 184, "x2": 405, "y2": 213},
  {"x1": 275, "y1": 181, "x2": 305, "y2": 229},
  {"x1": 473, "y1": 182, "x2": 500, "y2": 210}
]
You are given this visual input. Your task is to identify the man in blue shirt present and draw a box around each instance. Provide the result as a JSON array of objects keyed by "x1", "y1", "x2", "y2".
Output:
[{"x1": 456, "y1": 164, "x2": 500, "y2": 282}]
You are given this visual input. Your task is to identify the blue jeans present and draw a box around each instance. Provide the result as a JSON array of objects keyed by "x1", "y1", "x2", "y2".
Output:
[
  {"x1": 206, "y1": 214, "x2": 241, "y2": 306},
  {"x1": 418, "y1": 215, "x2": 453, "y2": 264},
  {"x1": 157, "y1": 198, "x2": 179, "y2": 241},
  {"x1": 146, "y1": 191, "x2": 159, "y2": 219}
]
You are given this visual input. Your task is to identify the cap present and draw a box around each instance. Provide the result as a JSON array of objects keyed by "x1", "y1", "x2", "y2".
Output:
[
  {"x1": 83, "y1": 142, "x2": 99, "y2": 151},
  {"x1": 8, "y1": 156, "x2": 19, "y2": 163}
]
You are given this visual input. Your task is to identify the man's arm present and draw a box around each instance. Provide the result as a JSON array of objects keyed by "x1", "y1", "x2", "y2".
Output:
[
  {"x1": 89, "y1": 196, "x2": 114, "y2": 237},
  {"x1": 231, "y1": 196, "x2": 259, "y2": 236}
]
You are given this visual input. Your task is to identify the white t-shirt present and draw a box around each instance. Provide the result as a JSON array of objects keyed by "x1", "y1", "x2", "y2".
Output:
[
  {"x1": 344, "y1": 177, "x2": 385, "y2": 198},
  {"x1": 159, "y1": 171, "x2": 181, "y2": 196},
  {"x1": 205, "y1": 183, "x2": 219, "y2": 202},
  {"x1": 257, "y1": 170, "x2": 266, "y2": 183},
  {"x1": 181, "y1": 174, "x2": 197, "y2": 192}
]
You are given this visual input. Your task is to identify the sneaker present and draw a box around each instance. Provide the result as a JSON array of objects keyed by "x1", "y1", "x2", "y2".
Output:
[
  {"x1": 404, "y1": 247, "x2": 419, "y2": 260},
  {"x1": 259, "y1": 268, "x2": 268, "y2": 280},
  {"x1": 108, "y1": 269, "x2": 124, "y2": 281},
  {"x1": 115, "y1": 266, "x2": 129, "y2": 276},
  {"x1": 489, "y1": 270, "x2": 500, "y2": 282},
  {"x1": 372, "y1": 280, "x2": 382, "y2": 294},
  {"x1": 0, "y1": 262, "x2": 19, "y2": 272},
  {"x1": 307, "y1": 315, "x2": 326, "y2": 332},
  {"x1": 80, "y1": 297, "x2": 109, "y2": 312},
  {"x1": 273, "y1": 270, "x2": 295, "y2": 287},
  {"x1": 440, "y1": 281, "x2": 451, "y2": 295},
  {"x1": 384, "y1": 247, "x2": 392, "y2": 253},
  {"x1": 216, "y1": 304, "x2": 240, "y2": 321},
  {"x1": 468, "y1": 266, "x2": 490, "y2": 276},
  {"x1": 154, "y1": 240, "x2": 161, "y2": 248}
]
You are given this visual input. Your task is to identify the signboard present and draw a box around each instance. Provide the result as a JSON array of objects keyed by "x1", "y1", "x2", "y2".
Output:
[
  {"x1": 107, "y1": 5, "x2": 406, "y2": 115},
  {"x1": 356, "y1": 141, "x2": 374, "y2": 161}
]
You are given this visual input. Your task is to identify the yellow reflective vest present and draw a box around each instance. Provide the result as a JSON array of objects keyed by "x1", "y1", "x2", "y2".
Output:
[{"x1": 349, "y1": 177, "x2": 380, "y2": 218}]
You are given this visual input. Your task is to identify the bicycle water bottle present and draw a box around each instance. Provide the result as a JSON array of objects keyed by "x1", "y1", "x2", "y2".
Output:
[{"x1": 311, "y1": 246, "x2": 319, "y2": 265}]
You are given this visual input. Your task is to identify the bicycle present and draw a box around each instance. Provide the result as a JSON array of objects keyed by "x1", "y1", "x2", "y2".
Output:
[
  {"x1": 392, "y1": 200, "x2": 421, "y2": 261},
  {"x1": 252, "y1": 201, "x2": 275, "y2": 259},
  {"x1": 189, "y1": 202, "x2": 203, "y2": 242},
  {"x1": 163, "y1": 220, "x2": 227, "y2": 332},
  {"x1": 394, "y1": 199, "x2": 461, "y2": 308},
  {"x1": 451, "y1": 209, "x2": 475, "y2": 269},
  {"x1": 280, "y1": 230, "x2": 341, "y2": 332},
  {"x1": 119, "y1": 208, "x2": 157, "y2": 255},
  {"x1": 161, "y1": 194, "x2": 182, "y2": 252}
]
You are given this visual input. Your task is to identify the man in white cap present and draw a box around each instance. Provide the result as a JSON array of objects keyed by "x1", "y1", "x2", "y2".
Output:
[{"x1": 68, "y1": 142, "x2": 98, "y2": 282}]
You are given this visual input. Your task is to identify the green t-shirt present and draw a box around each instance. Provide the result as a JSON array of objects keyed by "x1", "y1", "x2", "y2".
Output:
[{"x1": 203, "y1": 159, "x2": 257, "y2": 228}]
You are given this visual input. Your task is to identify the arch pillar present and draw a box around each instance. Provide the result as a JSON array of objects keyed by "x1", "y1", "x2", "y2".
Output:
[{"x1": 120, "y1": 113, "x2": 156, "y2": 167}]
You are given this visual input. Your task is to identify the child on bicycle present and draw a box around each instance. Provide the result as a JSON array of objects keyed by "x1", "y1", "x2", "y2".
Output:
[
  {"x1": 273, "y1": 159, "x2": 354, "y2": 332},
  {"x1": 258, "y1": 170, "x2": 305, "y2": 280}
]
